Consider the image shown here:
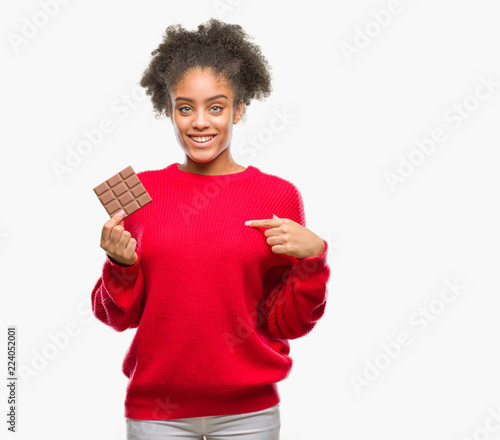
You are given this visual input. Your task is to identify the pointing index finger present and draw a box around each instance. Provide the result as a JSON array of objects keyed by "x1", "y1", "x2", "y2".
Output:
[{"x1": 244, "y1": 218, "x2": 281, "y2": 227}]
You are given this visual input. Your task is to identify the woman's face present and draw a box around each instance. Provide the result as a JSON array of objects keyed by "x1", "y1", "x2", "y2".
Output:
[{"x1": 169, "y1": 67, "x2": 243, "y2": 165}]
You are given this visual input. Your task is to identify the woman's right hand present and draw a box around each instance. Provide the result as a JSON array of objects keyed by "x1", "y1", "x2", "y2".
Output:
[{"x1": 100, "y1": 210, "x2": 138, "y2": 267}]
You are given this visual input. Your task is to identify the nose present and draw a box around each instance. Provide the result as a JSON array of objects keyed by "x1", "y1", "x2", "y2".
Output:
[{"x1": 192, "y1": 110, "x2": 210, "y2": 130}]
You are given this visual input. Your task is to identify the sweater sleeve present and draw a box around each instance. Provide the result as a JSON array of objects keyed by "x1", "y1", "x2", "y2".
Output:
[
  {"x1": 91, "y1": 248, "x2": 145, "y2": 332},
  {"x1": 259, "y1": 184, "x2": 331, "y2": 340}
]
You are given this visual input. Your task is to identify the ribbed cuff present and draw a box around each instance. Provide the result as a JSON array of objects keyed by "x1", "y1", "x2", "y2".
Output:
[
  {"x1": 104, "y1": 249, "x2": 141, "y2": 289},
  {"x1": 294, "y1": 239, "x2": 328, "y2": 277}
]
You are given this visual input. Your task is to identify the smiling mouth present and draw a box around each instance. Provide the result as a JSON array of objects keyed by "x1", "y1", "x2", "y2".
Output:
[{"x1": 188, "y1": 135, "x2": 216, "y2": 143}]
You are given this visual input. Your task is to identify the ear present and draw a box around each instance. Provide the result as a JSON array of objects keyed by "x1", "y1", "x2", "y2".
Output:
[{"x1": 233, "y1": 99, "x2": 243, "y2": 124}]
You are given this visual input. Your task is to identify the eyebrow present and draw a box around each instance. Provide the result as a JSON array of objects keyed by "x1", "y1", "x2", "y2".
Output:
[{"x1": 174, "y1": 94, "x2": 229, "y2": 103}]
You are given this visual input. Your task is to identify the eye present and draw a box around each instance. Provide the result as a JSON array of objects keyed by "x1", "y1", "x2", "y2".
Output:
[
  {"x1": 210, "y1": 106, "x2": 223, "y2": 113},
  {"x1": 179, "y1": 106, "x2": 192, "y2": 113}
]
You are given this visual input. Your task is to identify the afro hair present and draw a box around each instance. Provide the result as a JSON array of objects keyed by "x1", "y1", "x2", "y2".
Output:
[{"x1": 139, "y1": 18, "x2": 273, "y2": 121}]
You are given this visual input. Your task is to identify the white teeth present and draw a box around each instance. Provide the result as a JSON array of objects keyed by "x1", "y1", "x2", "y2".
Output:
[{"x1": 191, "y1": 136, "x2": 214, "y2": 142}]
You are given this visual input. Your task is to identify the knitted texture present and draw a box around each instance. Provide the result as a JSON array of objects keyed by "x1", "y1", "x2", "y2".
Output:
[{"x1": 91, "y1": 163, "x2": 331, "y2": 420}]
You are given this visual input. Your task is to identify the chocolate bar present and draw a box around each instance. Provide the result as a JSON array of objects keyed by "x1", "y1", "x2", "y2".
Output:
[{"x1": 93, "y1": 166, "x2": 152, "y2": 218}]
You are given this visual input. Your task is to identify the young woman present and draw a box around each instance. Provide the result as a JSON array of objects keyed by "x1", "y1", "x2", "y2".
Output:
[{"x1": 91, "y1": 18, "x2": 330, "y2": 440}]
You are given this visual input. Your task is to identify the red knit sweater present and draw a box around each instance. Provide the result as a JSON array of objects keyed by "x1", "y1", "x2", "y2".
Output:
[{"x1": 91, "y1": 163, "x2": 331, "y2": 420}]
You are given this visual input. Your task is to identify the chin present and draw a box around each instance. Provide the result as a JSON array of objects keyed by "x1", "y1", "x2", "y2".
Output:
[
  {"x1": 187, "y1": 152, "x2": 218, "y2": 163},
  {"x1": 188, "y1": 147, "x2": 226, "y2": 160}
]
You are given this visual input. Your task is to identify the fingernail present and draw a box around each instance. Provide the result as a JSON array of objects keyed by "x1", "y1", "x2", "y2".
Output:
[
  {"x1": 116, "y1": 210, "x2": 125, "y2": 218},
  {"x1": 245, "y1": 221, "x2": 252, "y2": 226}
]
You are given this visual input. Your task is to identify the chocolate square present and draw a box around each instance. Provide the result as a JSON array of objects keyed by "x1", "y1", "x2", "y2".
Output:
[{"x1": 93, "y1": 166, "x2": 152, "y2": 218}]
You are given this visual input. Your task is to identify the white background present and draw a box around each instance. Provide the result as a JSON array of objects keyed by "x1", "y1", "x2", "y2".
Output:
[{"x1": 2, "y1": 0, "x2": 500, "y2": 439}]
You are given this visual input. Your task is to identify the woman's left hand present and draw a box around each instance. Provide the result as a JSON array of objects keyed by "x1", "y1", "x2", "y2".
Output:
[{"x1": 245, "y1": 214, "x2": 326, "y2": 259}]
